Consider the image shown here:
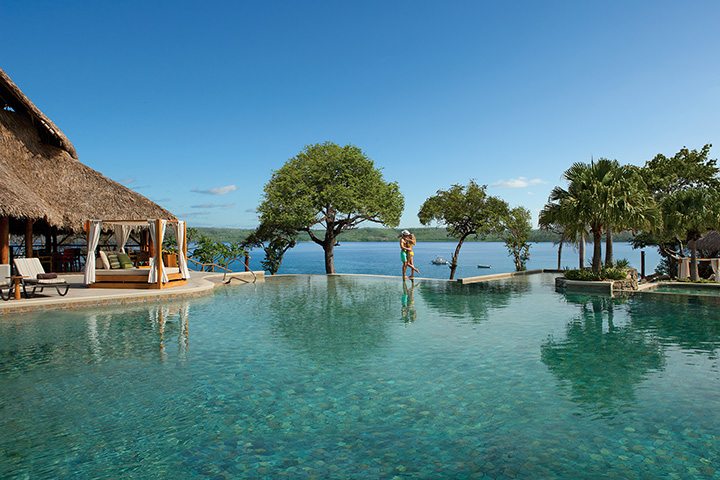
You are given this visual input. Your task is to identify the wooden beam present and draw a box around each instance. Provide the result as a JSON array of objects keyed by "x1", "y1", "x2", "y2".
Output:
[
  {"x1": 25, "y1": 218, "x2": 34, "y2": 258},
  {"x1": 156, "y1": 219, "x2": 163, "y2": 290},
  {"x1": 0, "y1": 217, "x2": 9, "y2": 264}
]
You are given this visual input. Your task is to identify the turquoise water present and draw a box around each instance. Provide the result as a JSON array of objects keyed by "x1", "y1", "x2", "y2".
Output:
[
  {"x1": 650, "y1": 285, "x2": 720, "y2": 297},
  {"x1": 1, "y1": 274, "x2": 718, "y2": 479}
]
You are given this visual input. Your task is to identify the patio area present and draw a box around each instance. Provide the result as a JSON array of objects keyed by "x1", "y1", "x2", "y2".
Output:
[{"x1": 0, "y1": 271, "x2": 263, "y2": 315}]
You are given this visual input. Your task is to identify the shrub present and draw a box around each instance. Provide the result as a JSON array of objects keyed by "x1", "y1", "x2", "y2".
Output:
[
  {"x1": 602, "y1": 267, "x2": 628, "y2": 280},
  {"x1": 565, "y1": 269, "x2": 601, "y2": 281},
  {"x1": 564, "y1": 267, "x2": 628, "y2": 281},
  {"x1": 614, "y1": 258, "x2": 630, "y2": 269}
]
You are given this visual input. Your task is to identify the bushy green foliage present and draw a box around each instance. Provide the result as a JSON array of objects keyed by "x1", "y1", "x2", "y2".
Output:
[
  {"x1": 190, "y1": 234, "x2": 247, "y2": 271},
  {"x1": 603, "y1": 267, "x2": 629, "y2": 280},
  {"x1": 503, "y1": 207, "x2": 532, "y2": 271},
  {"x1": 418, "y1": 181, "x2": 509, "y2": 279},
  {"x1": 258, "y1": 142, "x2": 404, "y2": 273},
  {"x1": 564, "y1": 266, "x2": 628, "y2": 281},
  {"x1": 564, "y1": 269, "x2": 602, "y2": 281},
  {"x1": 245, "y1": 222, "x2": 297, "y2": 275},
  {"x1": 614, "y1": 258, "x2": 630, "y2": 269}
]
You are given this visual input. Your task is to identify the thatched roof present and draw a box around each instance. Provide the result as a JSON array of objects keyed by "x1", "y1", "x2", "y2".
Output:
[
  {"x1": 697, "y1": 231, "x2": 720, "y2": 252},
  {"x1": 0, "y1": 68, "x2": 174, "y2": 233}
]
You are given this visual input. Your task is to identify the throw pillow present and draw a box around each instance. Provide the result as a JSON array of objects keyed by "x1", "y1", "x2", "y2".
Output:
[
  {"x1": 117, "y1": 252, "x2": 134, "y2": 269},
  {"x1": 98, "y1": 250, "x2": 111, "y2": 270},
  {"x1": 106, "y1": 252, "x2": 121, "y2": 269}
]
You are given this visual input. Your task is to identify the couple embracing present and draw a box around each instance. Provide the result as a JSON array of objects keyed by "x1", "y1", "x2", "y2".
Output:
[{"x1": 399, "y1": 230, "x2": 420, "y2": 280}]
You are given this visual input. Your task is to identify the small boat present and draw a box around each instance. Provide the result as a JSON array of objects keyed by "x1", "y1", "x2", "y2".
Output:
[
  {"x1": 431, "y1": 256, "x2": 449, "y2": 265},
  {"x1": 477, "y1": 264, "x2": 492, "y2": 269}
]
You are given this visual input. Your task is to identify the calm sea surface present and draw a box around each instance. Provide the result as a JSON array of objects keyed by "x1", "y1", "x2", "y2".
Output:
[{"x1": 238, "y1": 241, "x2": 661, "y2": 278}]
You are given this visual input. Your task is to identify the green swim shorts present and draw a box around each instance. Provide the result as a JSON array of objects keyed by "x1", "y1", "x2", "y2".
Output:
[{"x1": 400, "y1": 251, "x2": 408, "y2": 262}]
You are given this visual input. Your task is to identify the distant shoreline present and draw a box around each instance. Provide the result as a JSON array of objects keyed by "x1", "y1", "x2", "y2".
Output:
[{"x1": 192, "y1": 227, "x2": 635, "y2": 244}]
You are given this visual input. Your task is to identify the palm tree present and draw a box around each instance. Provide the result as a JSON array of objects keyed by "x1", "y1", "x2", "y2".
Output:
[
  {"x1": 661, "y1": 188, "x2": 720, "y2": 281},
  {"x1": 602, "y1": 165, "x2": 659, "y2": 267},
  {"x1": 539, "y1": 198, "x2": 588, "y2": 269},
  {"x1": 545, "y1": 159, "x2": 658, "y2": 275}
]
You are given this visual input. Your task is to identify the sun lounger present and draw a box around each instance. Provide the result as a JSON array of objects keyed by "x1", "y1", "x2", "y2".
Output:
[
  {"x1": 13, "y1": 258, "x2": 70, "y2": 298},
  {"x1": 0, "y1": 264, "x2": 11, "y2": 301}
]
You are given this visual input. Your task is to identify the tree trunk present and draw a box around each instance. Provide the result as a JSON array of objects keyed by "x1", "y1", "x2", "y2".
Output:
[
  {"x1": 592, "y1": 227, "x2": 603, "y2": 274},
  {"x1": 578, "y1": 232, "x2": 585, "y2": 269},
  {"x1": 689, "y1": 238, "x2": 698, "y2": 282},
  {"x1": 449, "y1": 234, "x2": 468, "y2": 280},
  {"x1": 323, "y1": 241, "x2": 335, "y2": 274},
  {"x1": 604, "y1": 228, "x2": 613, "y2": 268},
  {"x1": 557, "y1": 234, "x2": 564, "y2": 270}
]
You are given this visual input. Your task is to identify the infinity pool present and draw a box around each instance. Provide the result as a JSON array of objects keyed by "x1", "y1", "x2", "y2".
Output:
[{"x1": 1, "y1": 274, "x2": 718, "y2": 479}]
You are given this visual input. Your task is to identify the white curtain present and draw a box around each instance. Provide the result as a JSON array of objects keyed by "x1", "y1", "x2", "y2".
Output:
[
  {"x1": 148, "y1": 220, "x2": 169, "y2": 284},
  {"x1": 114, "y1": 224, "x2": 132, "y2": 253},
  {"x1": 711, "y1": 258, "x2": 720, "y2": 282},
  {"x1": 678, "y1": 257, "x2": 691, "y2": 279},
  {"x1": 175, "y1": 221, "x2": 190, "y2": 279},
  {"x1": 83, "y1": 220, "x2": 102, "y2": 285}
]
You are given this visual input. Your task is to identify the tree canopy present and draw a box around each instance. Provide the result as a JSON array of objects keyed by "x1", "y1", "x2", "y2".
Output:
[
  {"x1": 258, "y1": 142, "x2": 403, "y2": 273},
  {"x1": 503, "y1": 206, "x2": 532, "y2": 271},
  {"x1": 418, "y1": 181, "x2": 508, "y2": 279}
]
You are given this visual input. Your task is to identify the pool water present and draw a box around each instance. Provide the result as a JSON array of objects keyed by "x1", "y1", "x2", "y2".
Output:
[
  {"x1": 1, "y1": 274, "x2": 718, "y2": 479},
  {"x1": 649, "y1": 284, "x2": 720, "y2": 297}
]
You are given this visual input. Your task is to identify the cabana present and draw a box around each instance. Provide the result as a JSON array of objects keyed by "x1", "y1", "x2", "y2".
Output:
[
  {"x1": 0, "y1": 67, "x2": 175, "y2": 270},
  {"x1": 84, "y1": 219, "x2": 190, "y2": 289}
]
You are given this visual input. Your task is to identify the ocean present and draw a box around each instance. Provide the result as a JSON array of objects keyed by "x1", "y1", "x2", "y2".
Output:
[{"x1": 234, "y1": 241, "x2": 661, "y2": 279}]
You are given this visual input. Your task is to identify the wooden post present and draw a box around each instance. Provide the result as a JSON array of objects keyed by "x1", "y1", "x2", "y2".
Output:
[
  {"x1": 156, "y1": 219, "x2": 163, "y2": 289},
  {"x1": 25, "y1": 218, "x2": 34, "y2": 258},
  {"x1": 640, "y1": 250, "x2": 646, "y2": 279},
  {"x1": 183, "y1": 222, "x2": 188, "y2": 264},
  {"x1": 0, "y1": 217, "x2": 9, "y2": 264}
]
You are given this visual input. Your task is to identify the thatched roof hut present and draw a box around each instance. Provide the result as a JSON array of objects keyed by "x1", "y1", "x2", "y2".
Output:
[
  {"x1": 0, "y1": 67, "x2": 173, "y2": 236},
  {"x1": 697, "y1": 231, "x2": 720, "y2": 253}
]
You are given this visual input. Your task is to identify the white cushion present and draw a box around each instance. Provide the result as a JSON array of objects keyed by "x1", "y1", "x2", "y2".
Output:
[{"x1": 98, "y1": 251, "x2": 111, "y2": 270}]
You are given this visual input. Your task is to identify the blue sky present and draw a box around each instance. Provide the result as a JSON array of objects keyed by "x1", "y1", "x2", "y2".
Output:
[{"x1": 3, "y1": 1, "x2": 719, "y2": 228}]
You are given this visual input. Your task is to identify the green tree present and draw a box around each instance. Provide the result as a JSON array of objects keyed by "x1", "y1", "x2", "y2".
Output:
[
  {"x1": 661, "y1": 188, "x2": 720, "y2": 281},
  {"x1": 539, "y1": 184, "x2": 588, "y2": 269},
  {"x1": 602, "y1": 165, "x2": 659, "y2": 267},
  {"x1": 503, "y1": 206, "x2": 532, "y2": 271},
  {"x1": 245, "y1": 222, "x2": 298, "y2": 275},
  {"x1": 636, "y1": 144, "x2": 720, "y2": 279},
  {"x1": 538, "y1": 203, "x2": 584, "y2": 270},
  {"x1": 418, "y1": 181, "x2": 509, "y2": 280},
  {"x1": 545, "y1": 159, "x2": 656, "y2": 275},
  {"x1": 258, "y1": 142, "x2": 404, "y2": 274},
  {"x1": 191, "y1": 234, "x2": 247, "y2": 271}
]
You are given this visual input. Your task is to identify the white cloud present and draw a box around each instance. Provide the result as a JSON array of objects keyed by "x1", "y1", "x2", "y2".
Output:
[
  {"x1": 191, "y1": 184, "x2": 238, "y2": 195},
  {"x1": 492, "y1": 177, "x2": 546, "y2": 188},
  {"x1": 190, "y1": 203, "x2": 235, "y2": 209}
]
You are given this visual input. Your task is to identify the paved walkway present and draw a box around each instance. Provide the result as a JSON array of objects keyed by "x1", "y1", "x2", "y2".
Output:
[{"x1": 0, "y1": 271, "x2": 264, "y2": 315}]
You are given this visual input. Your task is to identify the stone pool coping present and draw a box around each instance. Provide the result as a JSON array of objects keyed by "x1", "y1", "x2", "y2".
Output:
[{"x1": 0, "y1": 271, "x2": 264, "y2": 315}]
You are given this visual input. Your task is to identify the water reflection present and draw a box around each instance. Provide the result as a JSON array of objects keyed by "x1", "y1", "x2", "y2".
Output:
[
  {"x1": 0, "y1": 302, "x2": 191, "y2": 374},
  {"x1": 418, "y1": 278, "x2": 530, "y2": 322},
  {"x1": 541, "y1": 294, "x2": 665, "y2": 414},
  {"x1": 628, "y1": 298, "x2": 720, "y2": 355},
  {"x1": 401, "y1": 280, "x2": 417, "y2": 323},
  {"x1": 265, "y1": 276, "x2": 396, "y2": 361}
]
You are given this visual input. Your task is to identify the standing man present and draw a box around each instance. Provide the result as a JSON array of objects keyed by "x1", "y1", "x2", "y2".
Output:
[{"x1": 399, "y1": 230, "x2": 410, "y2": 279}]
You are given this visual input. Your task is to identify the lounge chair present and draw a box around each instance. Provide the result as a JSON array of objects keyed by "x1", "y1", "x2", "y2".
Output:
[
  {"x1": 13, "y1": 258, "x2": 70, "y2": 298},
  {"x1": 0, "y1": 264, "x2": 11, "y2": 301}
]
